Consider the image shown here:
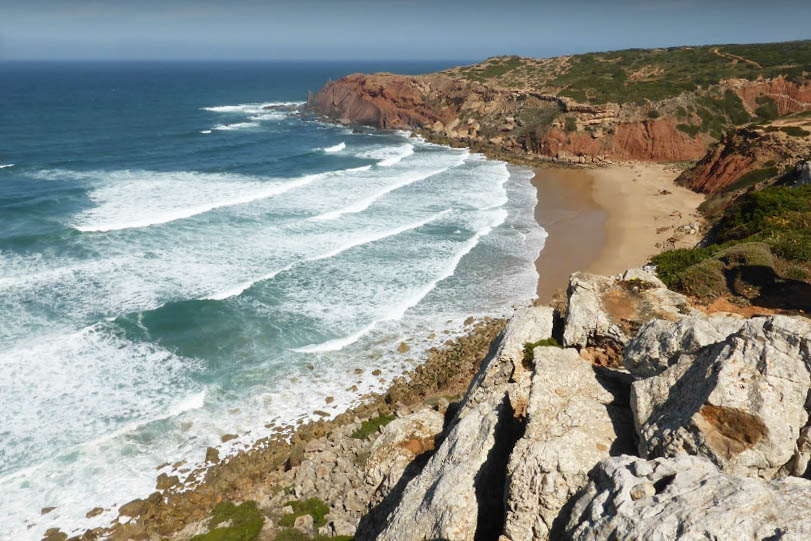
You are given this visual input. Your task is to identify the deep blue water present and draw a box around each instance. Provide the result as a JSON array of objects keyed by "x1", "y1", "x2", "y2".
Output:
[{"x1": 0, "y1": 61, "x2": 544, "y2": 539}]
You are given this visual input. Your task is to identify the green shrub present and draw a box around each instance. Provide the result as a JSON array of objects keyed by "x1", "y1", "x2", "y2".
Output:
[
  {"x1": 191, "y1": 501, "x2": 264, "y2": 541},
  {"x1": 671, "y1": 258, "x2": 728, "y2": 298},
  {"x1": 564, "y1": 116, "x2": 577, "y2": 132},
  {"x1": 651, "y1": 245, "x2": 723, "y2": 287},
  {"x1": 755, "y1": 96, "x2": 779, "y2": 120},
  {"x1": 647, "y1": 109, "x2": 660, "y2": 119},
  {"x1": 781, "y1": 126, "x2": 811, "y2": 137},
  {"x1": 278, "y1": 498, "x2": 330, "y2": 529},
  {"x1": 522, "y1": 337, "x2": 562, "y2": 365},
  {"x1": 351, "y1": 414, "x2": 395, "y2": 439},
  {"x1": 677, "y1": 123, "x2": 701, "y2": 137}
]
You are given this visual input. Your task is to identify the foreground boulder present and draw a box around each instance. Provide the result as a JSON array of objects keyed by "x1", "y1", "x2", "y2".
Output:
[
  {"x1": 364, "y1": 407, "x2": 445, "y2": 501},
  {"x1": 563, "y1": 269, "x2": 697, "y2": 352},
  {"x1": 356, "y1": 306, "x2": 554, "y2": 540},
  {"x1": 631, "y1": 315, "x2": 811, "y2": 480},
  {"x1": 501, "y1": 346, "x2": 634, "y2": 541},
  {"x1": 566, "y1": 454, "x2": 811, "y2": 540},
  {"x1": 623, "y1": 314, "x2": 746, "y2": 378}
]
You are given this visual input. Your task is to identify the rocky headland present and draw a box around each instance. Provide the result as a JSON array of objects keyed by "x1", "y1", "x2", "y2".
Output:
[{"x1": 51, "y1": 40, "x2": 811, "y2": 541}]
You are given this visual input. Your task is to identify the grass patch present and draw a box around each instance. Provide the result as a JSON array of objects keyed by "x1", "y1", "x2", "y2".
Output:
[
  {"x1": 350, "y1": 414, "x2": 396, "y2": 439},
  {"x1": 191, "y1": 501, "x2": 264, "y2": 541},
  {"x1": 522, "y1": 337, "x2": 562, "y2": 365},
  {"x1": 781, "y1": 126, "x2": 811, "y2": 137},
  {"x1": 278, "y1": 498, "x2": 329, "y2": 529},
  {"x1": 654, "y1": 185, "x2": 811, "y2": 300}
]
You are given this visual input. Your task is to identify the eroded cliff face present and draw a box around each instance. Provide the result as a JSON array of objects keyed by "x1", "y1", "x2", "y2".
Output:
[
  {"x1": 680, "y1": 117, "x2": 811, "y2": 193},
  {"x1": 307, "y1": 71, "x2": 811, "y2": 166}
]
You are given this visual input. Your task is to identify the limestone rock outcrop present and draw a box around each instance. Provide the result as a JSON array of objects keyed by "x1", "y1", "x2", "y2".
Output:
[
  {"x1": 356, "y1": 306, "x2": 554, "y2": 540},
  {"x1": 364, "y1": 408, "x2": 445, "y2": 499},
  {"x1": 623, "y1": 314, "x2": 746, "y2": 378},
  {"x1": 631, "y1": 315, "x2": 811, "y2": 479},
  {"x1": 562, "y1": 268, "x2": 697, "y2": 351},
  {"x1": 565, "y1": 454, "x2": 811, "y2": 540},
  {"x1": 501, "y1": 347, "x2": 634, "y2": 541}
]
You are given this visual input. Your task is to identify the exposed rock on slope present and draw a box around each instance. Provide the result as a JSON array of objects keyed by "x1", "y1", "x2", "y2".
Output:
[
  {"x1": 308, "y1": 43, "x2": 811, "y2": 165},
  {"x1": 501, "y1": 347, "x2": 634, "y2": 541},
  {"x1": 565, "y1": 454, "x2": 811, "y2": 540},
  {"x1": 561, "y1": 268, "x2": 697, "y2": 352},
  {"x1": 356, "y1": 306, "x2": 554, "y2": 540},
  {"x1": 631, "y1": 315, "x2": 811, "y2": 480}
]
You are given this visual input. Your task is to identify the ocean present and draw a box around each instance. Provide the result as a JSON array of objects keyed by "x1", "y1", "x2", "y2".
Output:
[{"x1": 0, "y1": 61, "x2": 545, "y2": 539}]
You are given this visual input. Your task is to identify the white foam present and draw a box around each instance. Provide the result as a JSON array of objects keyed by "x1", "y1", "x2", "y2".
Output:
[
  {"x1": 202, "y1": 101, "x2": 303, "y2": 114},
  {"x1": 28, "y1": 169, "x2": 325, "y2": 232},
  {"x1": 200, "y1": 130, "x2": 212, "y2": 134},
  {"x1": 310, "y1": 166, "x2": 451, "y2": 222},
  {"x1": 293, "y1": 212, "x2": 502, "y2": 354},
  {"x1": 208, "y1": 209, "x2": 450, "y2": 300},
  {"x1": 323, "y1": 142, "x2": 346, "y2": 153},
  {"x1": 357, "y1": 143, "x2": 414, "y2": 166},
  {"x1": 0, "y1": 163, "x2": 14, "y2": 169},
  {"x1": 213, "y1": 121, "x2": 260, "y2": 131}
]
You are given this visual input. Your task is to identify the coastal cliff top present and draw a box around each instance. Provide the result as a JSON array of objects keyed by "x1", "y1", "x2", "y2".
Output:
[{"x1": 441, "y1": 40, "x2": 811, "y2": 104}]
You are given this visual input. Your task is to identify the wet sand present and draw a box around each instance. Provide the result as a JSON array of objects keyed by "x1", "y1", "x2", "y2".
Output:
[
  {"x1": 532, "y1": 168, "x2": 606, "y2": 302},
  {"x1": 533, "y1": 163, "x2": 705, "y2": 303}
]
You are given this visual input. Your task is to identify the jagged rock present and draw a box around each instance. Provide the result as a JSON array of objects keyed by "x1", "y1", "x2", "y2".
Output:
[
  {"x1": 562, "y1": 269, "x2": 696, "y2": 351},
  {"x1": 294, "y1": 513, "x2": 314, "y2": 534},
  {"x1": 502, "y1": 347, "x2": 634, "y2": 541},
  {"x1": 631, "y1": 315, "x2": 811, "y2": 479},
  {"x1": 364, "y1": 407, "x2": 444, "y2": 498},
  {"x1": 565, "y1": 454, "x2": 811, "y2": 540},
  {"x1": 357, "y1": 305, "x2": 554, "y2": 540},
  {"x1": 623, "y1": 314, "x2": 746, "y2": 378}
]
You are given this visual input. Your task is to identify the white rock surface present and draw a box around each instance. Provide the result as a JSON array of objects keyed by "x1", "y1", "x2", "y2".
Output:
[
  {"x1": 566, "y1": 454, "x2": 811, "y2": 540},
  {"x1": 502, "y1": 347, "x2": 634, "y2": 541},
  {"x1": 359, "y1": 305, "x2": 554, "y2": 540},
  {"x1": 631, "y1": 315, "x2": 811, "y2": 480},
  {"x1": 364, "y1": 408, "x2": 445, "y2": 498},
  {"x1": 563, "y1": 269, "x2": 696, "y2": 349},
  {"x1": 623, "y1": 314, "x2": 746, "y2": 378}
]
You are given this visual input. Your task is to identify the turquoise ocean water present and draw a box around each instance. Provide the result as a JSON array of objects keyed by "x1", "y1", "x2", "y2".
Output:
[{"x1": 0, "y1": 61, "x2": 545, "y2": 539}]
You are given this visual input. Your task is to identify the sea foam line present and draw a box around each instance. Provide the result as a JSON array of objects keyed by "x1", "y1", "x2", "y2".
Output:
[
  {"x1": 202, "y1": 101, "x2": 303, "y2": 114},
  {"x1": 294, "y1": 210, "x2": 505, "y2": 354},
  {"x1": 207, "y1": 209, "x2": 451, "y2": 300},
  {"x1": 0, "y1": 163, "x2": 14, "y2": 169},
  {"x1": 74, "y1": 173, "x2": 324, "y2": 232},
  {"x1": 310, "y1": 164, "x2": 456, "y2": 222}
]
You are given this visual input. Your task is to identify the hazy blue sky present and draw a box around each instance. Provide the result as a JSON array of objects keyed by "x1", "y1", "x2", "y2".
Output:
[{"x1": 1, "y1": 0, "x2": 809, "y2": 61}]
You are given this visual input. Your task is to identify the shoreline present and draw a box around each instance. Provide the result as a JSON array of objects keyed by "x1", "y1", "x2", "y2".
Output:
[
  {"x1": 532, "y1": 162, "x2": 706, "y2": 303},
  {"x1": 53, "y1": 135, "x2": 708, "y2": 541}
]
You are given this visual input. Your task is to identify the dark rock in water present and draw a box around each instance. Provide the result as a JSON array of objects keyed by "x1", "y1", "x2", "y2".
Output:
[
  {"x1": 119, "y1": 498, "x2": 145, "y2": 517},
  {"x1": 42, "y1": 528, "x2": 67, "y2": 541},
  {"x1": 205, "y1": 446, "x2": 220, "y2": 464},
  {"x1": 85, "y1": 507, "x2": 103, "y2": 518},
  {"x1": 40, "y1": 506, "x2": 55, "y2": 515},
  {"x1": 156, "y1": 473, "x2": 179, "y2": 490},
  {"x1": 221, "y1": 433, "x2": 238, "y2": 443}
]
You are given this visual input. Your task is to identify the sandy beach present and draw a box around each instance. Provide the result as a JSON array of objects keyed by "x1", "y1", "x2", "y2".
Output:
[{"x1": 533, "y1": 163, "x2": 706, "y2": 303}]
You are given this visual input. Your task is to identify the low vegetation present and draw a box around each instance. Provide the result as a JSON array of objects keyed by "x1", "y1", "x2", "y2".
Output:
[
  {"x1": 191, "y1": 501, "x2": 265, "y2": 541},
  {"x1": 652, "y1": 185, "x2": 811, "y2": 307},
  {"x1": 522, "y1": 337, "x2": 562, "y2": 366},
  {"x1": 453, "y1": 40, "x2": 811, "y2": 105},
  {"x1": 350, "y1": 413, "x2": 396, "y2": 439}
]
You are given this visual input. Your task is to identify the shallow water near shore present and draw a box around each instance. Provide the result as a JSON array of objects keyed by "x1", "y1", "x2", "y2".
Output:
[{"x1": 0, "y1": 61, "x2": 545, "y2": 539}]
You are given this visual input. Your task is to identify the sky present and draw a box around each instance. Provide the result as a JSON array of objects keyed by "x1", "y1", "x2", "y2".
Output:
[{"x1": 1, "y1": 0, "x2": 810, "y2": 61}]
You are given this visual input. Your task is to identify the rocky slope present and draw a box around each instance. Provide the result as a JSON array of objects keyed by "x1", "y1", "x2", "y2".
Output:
[
  {"x1": 679, "y1": 112, "x2": 811, "y2": 194},
  {"x1": 307, "y1": 42, "x2": 811, "y2": 165},
  {"x1": 54, "y1": 265, "x2": 811, "y2": 541}
]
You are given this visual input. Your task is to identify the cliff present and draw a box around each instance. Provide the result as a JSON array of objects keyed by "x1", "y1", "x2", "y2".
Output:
[{"x1": 307, "y1": 41, "x2": 811, "y2": 166}]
